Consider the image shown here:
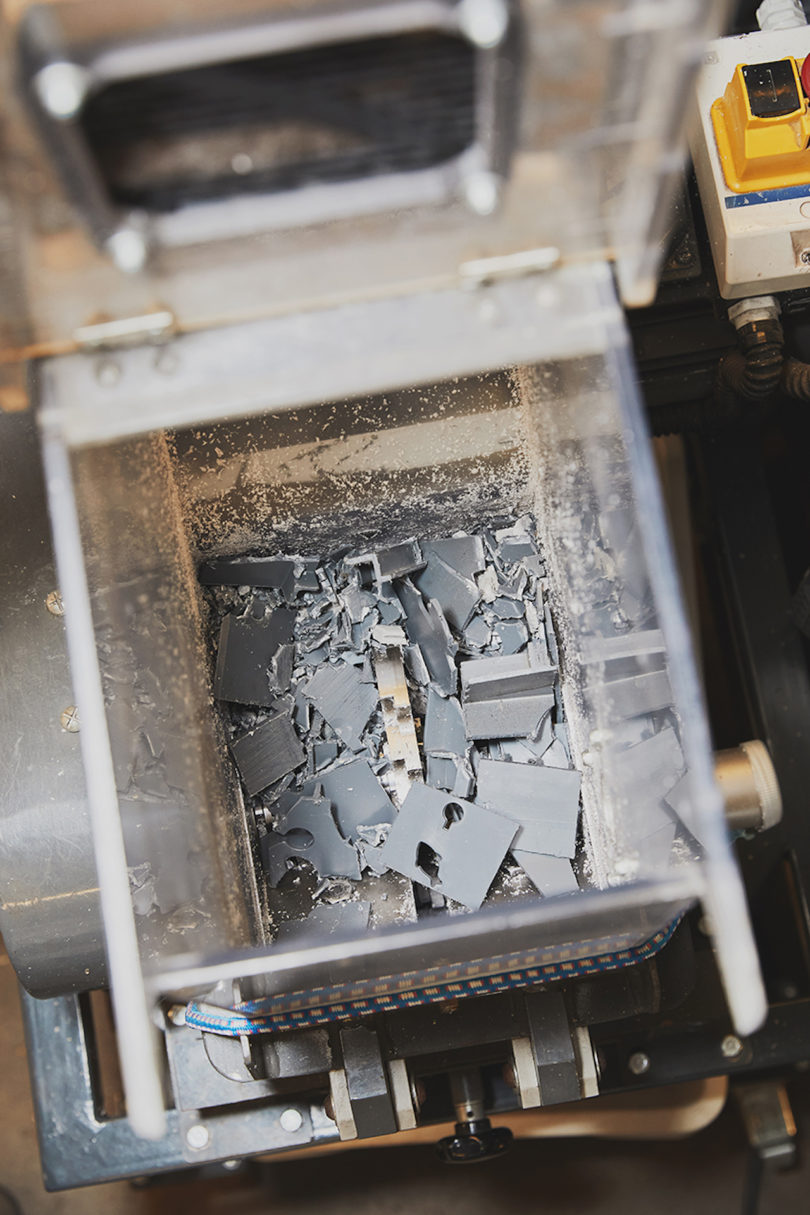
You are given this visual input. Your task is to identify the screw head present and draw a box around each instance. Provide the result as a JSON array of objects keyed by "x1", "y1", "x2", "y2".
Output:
[
  {"x1": 95, "y1": 359, "x2": 121, "y2": 388},
  {"x1": 802, "y1": 251, "x2": 810, "y2": 266},
  {"x1": 60, "y1": 705, "x2": 80, "y2": 733},
  {"x1": 279, "y1": 1107, "x2": 304, "y2": 1133},
  {"x1": 33, "y1": 61, "x2": 89, "y2": 120},
  {"x1": 721, "y1": 1034, "x2": 743, "y2": 1059},
  {"x1": 628, "y1": 1051, "x2": 651, "y2": 1076},
  {"x1": 456, "y1": 0, "x2": 509, "y2": 48},
  {"x1": 106, "y1": 226, "x2": 148, "y2": 274},
  {"x1": 45, "y1": 590, "x2": 64, "y2": 617},
  {"x1": 463, "y1": 169, "x2": 501, "y2": 217},
  {"x1": 231, "y1": 152, "x2": 254, "y2": 175},
  {"x1": 185, "y1": 1123, "x2": 209, "y2": 1150}
]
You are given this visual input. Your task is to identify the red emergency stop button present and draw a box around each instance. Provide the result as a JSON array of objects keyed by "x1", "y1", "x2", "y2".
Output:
[{"x1": 801, "y1": 54, "x2": 810, "y2": 98}]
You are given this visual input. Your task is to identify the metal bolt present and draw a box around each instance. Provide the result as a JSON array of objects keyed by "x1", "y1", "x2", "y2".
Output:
[
  {"x1": 456, "y1": 0, "x2": 509, "y2": 48},
  {"x1": 33, "y1": 61, "x2": 89, "y2": 120},
  {"x1": 462, "y1": 169, "x2": 501, "y2": 217},
  {"x1": 279, "y1": 1107, "x2": 304, "y2": 1133},
  {"x1": 628, "y1": 1051, "x2": 651, "y2": 1076},
  {"x1": 185, "y1": 1123, "x2": 209, "y2": 1150},
  {"x1": 106, "y1": 226, "x2": 148, "y2": 274},
  {"x1": 45, "y1": 590, "x2": 64, "y2": 617},
  {"x1": 721, "y1": 1034, "x2": 744, "y2": 1059},
  {"x1": 801, "y1": 251, "x2": 810, "y2": 266},
  {"x1": 95, "y1": 359, "x2": 121, "y2": 388},
  {"x1": 60, "y1": 705, "x2": 80, "y2": 733},
  {"x1": 231, "y1": 152, "x2": 254, "y2": 175}
]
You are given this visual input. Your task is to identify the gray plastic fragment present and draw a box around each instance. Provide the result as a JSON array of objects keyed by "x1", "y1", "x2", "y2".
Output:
[
  {"x1": 621, "y1": 726, "x2": 685, "y2": 794},
  {"x1": 424, "y1": 688, "x2": 466, "y2": 757},
  {"x1": 199, "y1": 556, "x2": 295, "y2": 593},
  {"x1": 463, "y1": 616, "x2": 491, "y2": 650},
  {"x1": 541, "y1": 739, "x2": 571, "y2": 770},
  {"x1": 638, "y1": 821, "x2": 677, "y2": 872},
  {"x1": 499, "y1": 536, "x2": 536, "y2": 562},
  {"x1": 231, "y1": 711, "x2": 305, "y2": 796},
  {"x1": 371, "y1": 624, "x2": 407, "y2": 647},
  {"x1": 492, "y1": 596, "x2": 525, "y2": 620},
  {"x1": 544, "y1": 601, "x2": 559, "y2": 666},
  {"x1": 313, "y1": 757, "x2": 397, "y2": 843},
  {"x1": 513, "y1": 851, "x2": 579, "y2": 896},
  {"x1": 460, "y1": 650, "x2": 556, "y2": 703},
  {"x1": 421, "y1": 536, "x2": 485, "y2": 580},
  {"x1": 275, "y1": 900, "x2": 371, "y2": 942},
  {"x1": 378, "y1": 598, "x2": 404, "y2": 625},
  {"x1": 302, "y1": 645, "x2": 329, "y2": 667},
  {"x1": 521, "y1": 554, "x2": 545, "y2": 577},
  {"x1": 352, "y1": 617, "x2": 377, "y2": 650},
  {"x1": 350, "y1": 539, "x2": 425, "y2": 586},
  {"x1": 313, "y1": 740, "x2": 341, "y2": 771},
  {"x1": 413, "y1": 553, "x2": 480, "y2": 632},
  {"x1": 477, "y1": 566, "x2": 499, "y2": 603},
  {"x1": 396, "y1": 579, "x2": 457, "y2": 696},
  {"x1": 295, "y1": 561, "x2": 322, "y2": 594},
  {"x1": 341, "y1": 584, "x2": 377, "y2": 624},
  {"x1": 464, "y1": 692, "x2": 554, "y2": 741},
  {"x1": 580, "y1": 629, "x2": 666, "y2": 664},
  {"x1": 497, "y1": 567, "x2": 529, "y2": 599},
  {"x1": 499, "y1": 739, "x2": 543, "y2": 764},
  {"x1": 214, "y1": 607, "x2": 296, "y2": 705},
  {"x1": 403, "y1": 644, "x2": 430, "y2": 686},
  {"x1": 374, "y1": 539, "x2": 425, "y2": 581},
  {"x1": 305, "y1": 661, "x2": 378, "y2": 751},
  {"x1": 452, "y1": 758, "x2": 475, "y2": 799},
  {"x1": 602, "y1": 669, "x2": 673, "y2": 718},
  {"x1": 494, "y1": 620, "x2": 528, "y2": 655},
  {"x1": 426, "y1": 754, "x2": 458, "y2": 792},
  {"x1": 664, "y1": 772, "x2": 707, "y2": 846},
  {"x1": 261, "y1": 794, "x2": 361, "y2": 885},
  {"x1": 476, "y1": 759, "x2": 581, "y2": 857},
  {"x1": 378, "y1": 783, "x2": 517, "y2": 910}
]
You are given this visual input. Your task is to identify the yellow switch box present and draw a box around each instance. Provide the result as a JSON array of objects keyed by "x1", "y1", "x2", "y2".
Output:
[{"x1": 711, "y1": 56, "x2": 810, "y2": 193}]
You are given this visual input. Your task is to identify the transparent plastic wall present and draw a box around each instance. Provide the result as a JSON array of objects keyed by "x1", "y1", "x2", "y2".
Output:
[{"x1": 39, "y1": 301, "x2": 766, "y2": 1142}]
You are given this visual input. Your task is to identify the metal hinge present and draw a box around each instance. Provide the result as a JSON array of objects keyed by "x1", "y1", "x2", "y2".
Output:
[
  {"x1": 74, "y1": 309, "x2": 175, "y2": 351},
  {"x1": 459, "y1": 246, "x2": 561, "y2": 287}
]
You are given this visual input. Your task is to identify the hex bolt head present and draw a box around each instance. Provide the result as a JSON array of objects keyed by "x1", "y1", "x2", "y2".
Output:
[
  {"x1": 721, "y1": 1034, "x2": 744, "y2": 1059},
  {"x1": 106, "y1": 226, "x2": 148, "y2": 274},
  {"x1": 628, "y1": 1051, "x2": 651, "y2": 1076},
  {"x1": 185, "y1": 1123, "x2": 210, "y2": 1151},
  {"x1": 60, "y1": 705, "x2": 80, "y2": 733},
  {"x1": 456, "y1": 0, "x2": 509, "y2": 48},
  {"x1": 45, "y1": 590, "x2": 65, "y2": 617},
  {"x1": 33, "y1": 61, "x2": 89, "y2": 120},
  {"x1": 279, "y1": 1107, "x2": 304, "y2": 1133},
  {"x1": 463, "y1": 170, "x2": 501, "y2": 217}
]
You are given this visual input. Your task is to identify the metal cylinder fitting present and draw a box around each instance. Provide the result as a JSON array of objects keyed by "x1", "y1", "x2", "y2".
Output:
[{"x1": 714, "y1": 740, "x2": 782, "y2": 833}]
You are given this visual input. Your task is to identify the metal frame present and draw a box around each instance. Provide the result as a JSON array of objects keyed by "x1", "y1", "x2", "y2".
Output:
[
  {"x1": 19, "y1": 0, "x2": 519, "y2": 261},
  {"x1": 19, "y1": 988, "x2": 339, "y2": 1190}
]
